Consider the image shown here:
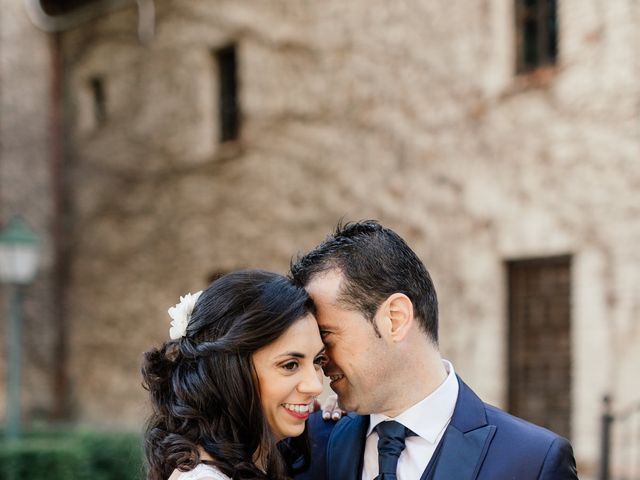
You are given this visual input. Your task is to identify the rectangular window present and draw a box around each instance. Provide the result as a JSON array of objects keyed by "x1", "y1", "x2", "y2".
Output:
[
  {"x1": 507, "y1": 255, "x2": 572, "y2": 440},
  {"x1": 214, "y1": 44, "x2": 240, "y2": 142},
  {"x1": 89, "y1": 76, "x2": 107, "y2": 126},
  {"x1": 41, "y1": 0, "x2": 102, "y2": 15},
  {"x1": 515, "y1": 0, "x2": 558, "y2": 73}
]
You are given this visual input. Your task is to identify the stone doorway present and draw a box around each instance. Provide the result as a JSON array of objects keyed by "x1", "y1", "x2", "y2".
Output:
[{"x1": 507, "y1": 255, "x2": 572, "y2": 439}]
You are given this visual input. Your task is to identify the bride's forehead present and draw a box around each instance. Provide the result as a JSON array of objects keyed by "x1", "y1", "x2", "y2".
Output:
[
  {"x1": 279, "y1": 315, "x2": 321, "y2": 343},
  {"x1": 260, "y1": 315, "x2": 323, "y2": 355}
]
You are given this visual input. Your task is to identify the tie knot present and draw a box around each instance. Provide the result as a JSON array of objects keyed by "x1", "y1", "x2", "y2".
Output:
[
  {"x1": 376, "y1": 420, "x2": 414, "y2": 442},
  {"x1": 375, "y1": 421, "x2": 416, "y2": 478}
]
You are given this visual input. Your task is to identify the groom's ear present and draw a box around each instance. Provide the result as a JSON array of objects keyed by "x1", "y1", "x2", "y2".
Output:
[{"x1": 382, "y1": 293, "x2": 414, "y2": 343}]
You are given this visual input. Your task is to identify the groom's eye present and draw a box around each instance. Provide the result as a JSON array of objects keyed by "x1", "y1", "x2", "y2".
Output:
[{"x1": 314, "y1": 354, "x2": 328, "y2": 367}]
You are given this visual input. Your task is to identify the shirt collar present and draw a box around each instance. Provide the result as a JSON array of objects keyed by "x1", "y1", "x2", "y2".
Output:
[{"x1": 367, "y1": 359, "x2": 459, "y2": 444}]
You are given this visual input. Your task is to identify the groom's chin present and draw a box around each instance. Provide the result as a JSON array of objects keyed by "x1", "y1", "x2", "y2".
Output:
[{"x1": 335, "y1": 394, "x2": 357, "y2": 414}]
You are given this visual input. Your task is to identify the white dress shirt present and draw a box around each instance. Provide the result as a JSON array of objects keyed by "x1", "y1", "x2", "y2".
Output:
[{"x1": 361, "y1": 360, "x2": 459, "y2": 480}]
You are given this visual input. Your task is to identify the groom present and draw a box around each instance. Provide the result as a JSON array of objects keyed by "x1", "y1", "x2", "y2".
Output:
[{"x1": 290, "y1": 220, "x2": 578, "y2": 479}]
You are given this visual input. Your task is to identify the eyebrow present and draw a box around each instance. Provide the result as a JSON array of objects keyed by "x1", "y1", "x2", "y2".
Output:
[
  {"x1": 276, "y1": 346, "x2": 326, "y2": 359},
  {"x1": 318, "y1": 327, "x2": 334, "y2": 337},
  {"x1": 276, "y1": 352, "x2": 305, "y2": 359}
]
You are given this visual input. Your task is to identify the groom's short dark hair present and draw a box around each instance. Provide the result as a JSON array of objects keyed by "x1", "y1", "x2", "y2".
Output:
[{"x1": 290, "y1": 220, "x2": 439, "y2": 344}]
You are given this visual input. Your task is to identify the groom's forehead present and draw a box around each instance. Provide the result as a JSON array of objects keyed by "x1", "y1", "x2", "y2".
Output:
[{"x1": 306, "y1": 269, "x2": 344, "y2": 300}]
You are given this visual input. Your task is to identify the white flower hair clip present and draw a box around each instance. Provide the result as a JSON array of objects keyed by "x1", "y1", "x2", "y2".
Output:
[{"x1": 168, "y1": 290, "x2": 203, "y2": 340}]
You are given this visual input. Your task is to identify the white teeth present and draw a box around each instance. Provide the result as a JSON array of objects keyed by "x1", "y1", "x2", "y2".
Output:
[
  {"x1": 330, "y1": 374, "x2": 344, "y2": 382},
  {"x1": 283, "y1": 403, "x2": 311, "y2": 413}
]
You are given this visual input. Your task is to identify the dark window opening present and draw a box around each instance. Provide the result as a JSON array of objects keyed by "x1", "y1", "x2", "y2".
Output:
[
  {"x1": 507, "y1": 255, "x2": 572, "y2": 439},
  {"x1": 40, "y1": 0, "x2": 102, "y2": 16},
  {"x1": 515, "y1": 0, "x2": 558, "y2": 73},
  {"x1": 214, "y1": 44, "x2": 240, "y2": 142},
  {"x1": 89, "y1": 76, "x2": 107, "y2": 126}
]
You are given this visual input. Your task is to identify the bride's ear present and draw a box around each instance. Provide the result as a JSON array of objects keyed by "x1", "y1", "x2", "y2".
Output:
[{"x1": 380, "y1": 293, "x2": 413, "y2": 343}]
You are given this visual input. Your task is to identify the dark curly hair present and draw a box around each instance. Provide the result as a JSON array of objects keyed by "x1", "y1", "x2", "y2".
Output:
[
  {"x1": 141, "y1": 270, "x2": 315, "y2": 480},
  {"x1": 290, "y1": 220, "x2": 439, "y2": 343}
]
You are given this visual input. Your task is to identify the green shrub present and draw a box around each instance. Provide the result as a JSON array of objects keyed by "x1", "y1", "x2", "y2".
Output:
[
  {"x1": 0, "y1": 438, "x2": 90, "y2": 480},
  {"x1": 0, "y1": 429, "x2": 144, "y2": 480},
  {"x1": 77, "y1": 430, "x2": 145, "y2": 480}
]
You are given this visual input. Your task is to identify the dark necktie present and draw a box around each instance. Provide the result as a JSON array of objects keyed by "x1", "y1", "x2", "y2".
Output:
[{"x1": 374, "y1": 420, "x2": 416, "y2": 480}]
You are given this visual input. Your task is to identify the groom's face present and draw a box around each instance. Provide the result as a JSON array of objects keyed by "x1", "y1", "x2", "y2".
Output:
[{"x1": 306, "y1": 269, "x2": 390, "y2": 414}]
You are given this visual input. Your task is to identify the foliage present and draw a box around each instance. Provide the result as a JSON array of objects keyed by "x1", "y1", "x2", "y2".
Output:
[{"x1": 0, "y1": 429, "x2": 144, "y2": 480}]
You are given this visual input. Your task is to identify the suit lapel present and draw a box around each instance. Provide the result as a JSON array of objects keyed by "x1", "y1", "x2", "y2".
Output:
[
  {"x1": 429, "y1": 424, "x2": 496, "y2": 480},
  {"x1": 326, "y1": 414, "x2": 369, "y2": 480},
  {"x1": 430, "y1": 378, "x2": 496, "y2": 480}
]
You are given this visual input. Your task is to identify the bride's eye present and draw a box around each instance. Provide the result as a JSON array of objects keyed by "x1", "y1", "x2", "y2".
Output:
[{"x1": 282, "y1": 361, "x2": 299, "y2": 371}]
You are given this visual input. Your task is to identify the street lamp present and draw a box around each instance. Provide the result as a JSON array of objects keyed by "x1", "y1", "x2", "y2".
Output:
[{"x1": 0, "y1": 216, "x2": 41, "y2": 440}]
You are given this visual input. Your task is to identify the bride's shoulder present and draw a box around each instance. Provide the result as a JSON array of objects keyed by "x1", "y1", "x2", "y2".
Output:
[{"x1": 168, "y1": 463, "x2": 231, "y2": 480}]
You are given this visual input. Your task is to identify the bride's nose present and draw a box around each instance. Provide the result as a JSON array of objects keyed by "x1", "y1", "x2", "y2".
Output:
[{"x1": 298, "y1": 365, "x2": 323, "y2": 396}]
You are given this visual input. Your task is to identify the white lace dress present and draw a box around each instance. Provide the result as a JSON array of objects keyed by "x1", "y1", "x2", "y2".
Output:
[{"x1": 168, "y1": 463, "x2": 231, "y2": 480}]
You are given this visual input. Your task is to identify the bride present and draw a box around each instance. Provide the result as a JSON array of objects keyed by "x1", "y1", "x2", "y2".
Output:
[{"x1": 142, "y1": 269, "x2": 327, "y2": 479}]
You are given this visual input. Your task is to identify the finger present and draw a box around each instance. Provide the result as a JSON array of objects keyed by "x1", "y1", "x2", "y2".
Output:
[
  {"x1": 321, "y1": 395, "x2": 338, "y2": 417},
  {"x1": 325, "y1": 394, "x2": 338, "y2": 411}
]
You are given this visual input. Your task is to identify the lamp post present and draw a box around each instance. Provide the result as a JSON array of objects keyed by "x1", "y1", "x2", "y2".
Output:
[{"x1": 0, "y1": 216, "x2": 41, "y2": 440}]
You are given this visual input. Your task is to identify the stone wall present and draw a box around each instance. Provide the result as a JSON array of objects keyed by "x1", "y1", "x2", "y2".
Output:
[
  {"x1": 1, "y1": 0, "x2": 639, "y2": 475},
  {"x1": 0, "y1": 0, "x2": 59, "y2": 422}
]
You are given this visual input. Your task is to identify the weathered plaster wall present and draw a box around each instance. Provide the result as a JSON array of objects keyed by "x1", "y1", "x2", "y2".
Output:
[
  {"x1": 0, "y1": 0, "x2": 58, "y2": 422},
  {"x1": 25, "y1": 0, "x2": 640, "y2": 475}
]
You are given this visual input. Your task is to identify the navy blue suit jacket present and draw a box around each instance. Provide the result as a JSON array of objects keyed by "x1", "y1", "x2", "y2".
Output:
[{"x1": 295, "y1": 378, "x2": 578, "y2": 479}]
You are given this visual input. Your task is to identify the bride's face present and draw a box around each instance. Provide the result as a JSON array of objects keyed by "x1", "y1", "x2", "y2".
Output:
[{"x1": 252, "y1": 314, "x2": 326, "y2": 441}]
